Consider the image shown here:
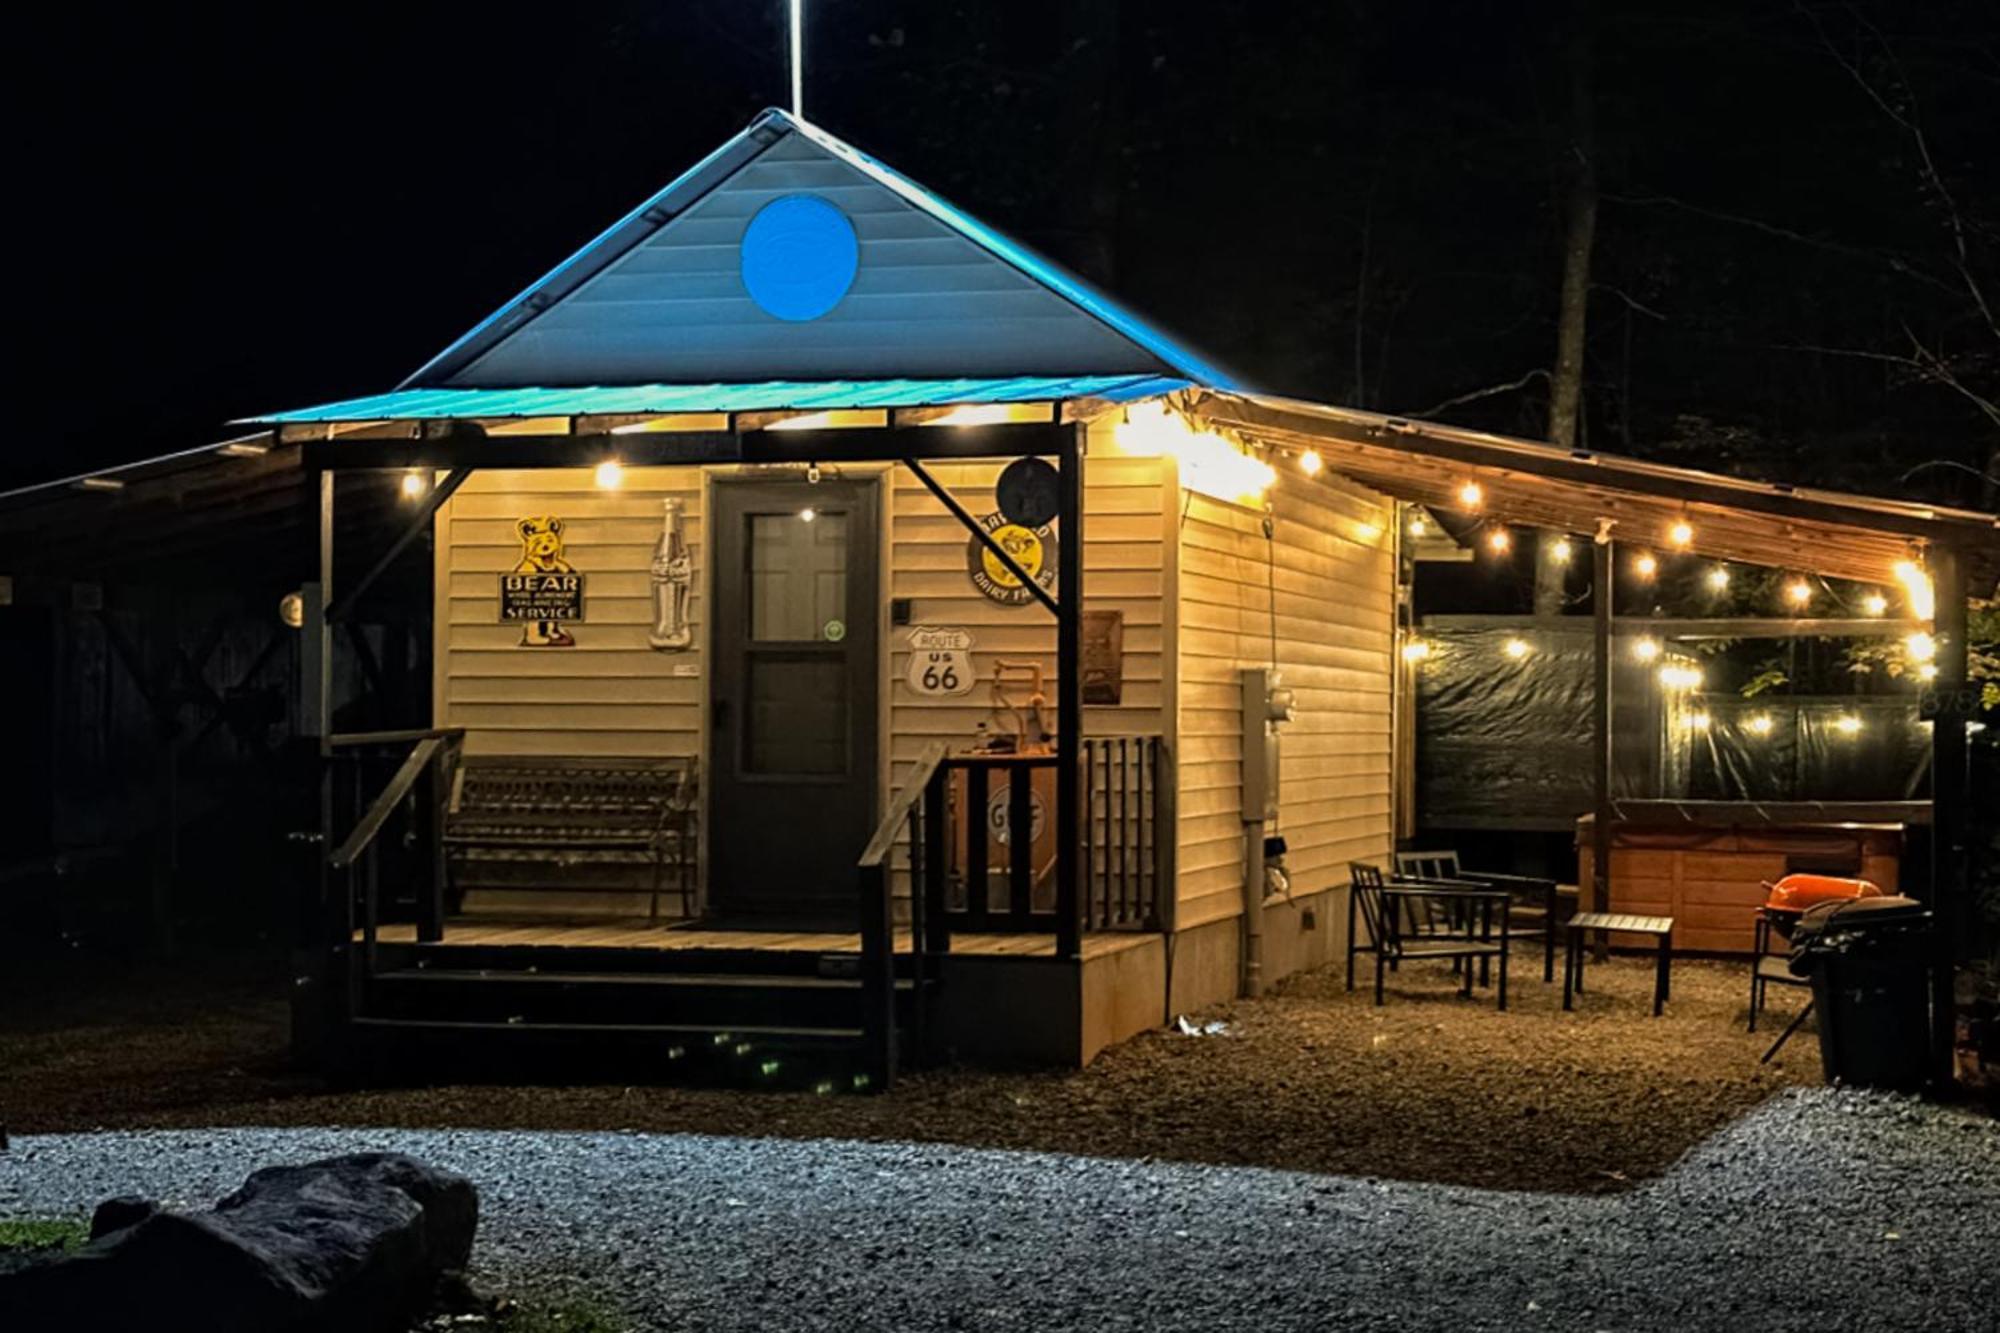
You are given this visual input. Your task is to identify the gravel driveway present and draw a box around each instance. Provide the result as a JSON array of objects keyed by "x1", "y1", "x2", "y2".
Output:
[{"x1": 4, "y1": 1089, "x2": 1993, "y2": 1332}]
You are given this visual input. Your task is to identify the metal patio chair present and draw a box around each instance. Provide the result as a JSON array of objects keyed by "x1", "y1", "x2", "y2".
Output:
[{"x1": 1347, "y1": 862, "x2": 1511, "y2": 1009}]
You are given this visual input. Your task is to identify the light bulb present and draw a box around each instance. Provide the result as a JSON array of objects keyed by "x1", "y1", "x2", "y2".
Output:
[
  {"x1": 1633, "y1": 552, "x2": 1658, "y2": 579},
  {"x1": 1503, "y1": 637, "x2": 1531, "y2": 660},
  {"x1": 798, "y1": 507, "x2": 818, "y2": 523},
  {"x1": 1746, "y1": 714, "x2": 1774, "y2": 737},
  {"x1": 1402, "y1": 640, "x2": 1432, "y2": 663},
  {"x1": 1785, "y1": 579, "x2": 1813, "y2": 606},
  {"x1": 1706, "y1": 565, "x2": 1730, "y2": 592},
  {"x1": 1860, "y1": 593, "x2": 1888, "y2": 617},
  {"x1": 400, "y1": 471, "x2": 427, "y2": 499},
  {"x1": 1299, "y1": 449, "x2": 1323, "y2": 476},
  {"x1": 1668, "y1": 518, "x2": 1695, "y2": 548},
  {"x1": 1457, "y1": 480, "x2": 1483, "y2": 508},
  {"x1": 1407, "y1": 513, "x2": 1428, "y2": 538},
  {"x1": 1632, "y1": 637, "x2": 1661, "y2": 663},
  {"x1": 1688, "y1": 712, "x2": 1712, "y2": 731},
  {"x1": 1486, "y1": 526, "x2": 1513, "y2": 555},
  {"x1": 1834, "y1": 714, "x2": 1862, "y2": 737},
  {"x1": 1550, "y1": 537, "x2": 1573, "y2": 564},
  {"x1": 1905, "y1": 631, "x2": 1936, "y2": 663},
  {"x1": 1918, "y1": 663, "x2": 1939, "y2": 681},
  {"x1": 594, "y1": 460, "x2": 625, "y2": 489}
]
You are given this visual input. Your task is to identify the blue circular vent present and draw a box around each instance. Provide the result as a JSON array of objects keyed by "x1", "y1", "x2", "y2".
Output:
[{"x1": 739, "y1": 194, "x2": 859, "y2": 322}]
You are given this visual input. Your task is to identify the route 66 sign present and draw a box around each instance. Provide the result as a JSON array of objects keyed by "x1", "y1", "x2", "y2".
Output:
[{"x1": 907, "y1": 626, "x2": 975, "y2": 696}]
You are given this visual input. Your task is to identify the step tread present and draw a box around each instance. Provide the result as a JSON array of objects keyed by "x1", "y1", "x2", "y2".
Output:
[
  {"x1": 374, "y1": 968, "x2": 913, "y2": 990},
  {"x1": 351, "y1": 1016, "x2": 866, "y2": 1040}
]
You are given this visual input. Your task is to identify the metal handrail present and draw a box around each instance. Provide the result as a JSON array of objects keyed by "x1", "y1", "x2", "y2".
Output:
[
  {"x1": 328, "y1": 726, "x2": 466, "y2": 749},
  {"x1": 331, "y1": 735, "x2": 452, "y2": 870},
  {"x1": 858, "y1": 743, "x2": 950, "y2": 867}
]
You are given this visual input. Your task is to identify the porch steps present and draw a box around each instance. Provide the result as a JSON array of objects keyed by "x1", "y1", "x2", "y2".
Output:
[{"x1": 345, "y1": 946, "x2": 931, "y2": 1089}]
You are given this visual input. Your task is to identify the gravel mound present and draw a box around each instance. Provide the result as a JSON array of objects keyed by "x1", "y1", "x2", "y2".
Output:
[{"x1": 3, "y1": 1089, "x2": 1993, "y2": 1332}]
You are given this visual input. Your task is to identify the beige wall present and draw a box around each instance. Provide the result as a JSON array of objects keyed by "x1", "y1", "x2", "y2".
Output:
[
  {"x1": 1173, "y1": 467, "x2": 1397, "y2": 930},
  {"x1": 435, "y1": 465, "x2": 706, "y2": 759}
]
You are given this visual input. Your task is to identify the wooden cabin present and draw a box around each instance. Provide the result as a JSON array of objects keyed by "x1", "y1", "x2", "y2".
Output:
[{"x1": 14, "y1": 108, "x2": 1990, "y2": 1086}]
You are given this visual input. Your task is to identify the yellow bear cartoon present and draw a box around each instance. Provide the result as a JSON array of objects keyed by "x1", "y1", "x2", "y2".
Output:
[{"x1": 514, "y1": 516, "x2": 576, "y2": 647}]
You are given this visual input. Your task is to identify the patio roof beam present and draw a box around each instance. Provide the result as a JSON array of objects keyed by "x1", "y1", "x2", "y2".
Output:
[{"x1": 299, "y1": 423, "x2": 1071, "y2": 471}]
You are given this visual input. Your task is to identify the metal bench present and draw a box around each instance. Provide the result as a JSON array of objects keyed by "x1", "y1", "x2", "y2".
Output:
[
  {"x1": 445, "y1": 756, "x2": 697, "y2": 921},
  {"x1": 1563, "y1": 911, "x2": 1675, "y2": 1016}
]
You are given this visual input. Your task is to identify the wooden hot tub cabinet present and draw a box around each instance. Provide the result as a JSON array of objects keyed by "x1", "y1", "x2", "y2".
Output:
[{"x1": 1575, "y1": 803, "x2": 1922, "y2": 955}]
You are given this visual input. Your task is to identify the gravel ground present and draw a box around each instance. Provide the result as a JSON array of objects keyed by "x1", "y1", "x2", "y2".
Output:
[
  {"x1": 1, "y1": 951, "x2": 1821, "y2": 1194},
  {"x1": 2, "y1": 1090, "x2": 1994, "y2": 1332}
]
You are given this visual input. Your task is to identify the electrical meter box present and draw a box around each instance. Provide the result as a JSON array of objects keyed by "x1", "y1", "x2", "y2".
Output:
[{"x1": 1241, "y1": 667, "x2": 1295, "y2": 822}]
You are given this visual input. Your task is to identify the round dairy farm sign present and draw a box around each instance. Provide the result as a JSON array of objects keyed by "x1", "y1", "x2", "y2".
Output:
[
  {"x1": 965, "y1": 511, "x2": 1058, "y2": 607},
  {"x1": 906, "y1": 626, "x2": 975, "y2": 697}
]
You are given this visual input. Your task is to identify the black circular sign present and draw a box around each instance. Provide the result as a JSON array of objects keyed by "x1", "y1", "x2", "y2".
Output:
[{"x1": 996, "y1": 457, "x2": 1062, "y2": 528}]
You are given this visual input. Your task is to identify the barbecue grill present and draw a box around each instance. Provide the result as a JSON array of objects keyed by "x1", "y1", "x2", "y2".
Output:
[{"x1": 1750, "y1": 874, "x2": 1884, "y2": 1054}]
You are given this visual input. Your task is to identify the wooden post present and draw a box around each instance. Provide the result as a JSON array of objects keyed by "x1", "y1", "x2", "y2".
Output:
[
  {"x1": 1929, "y1": 544, "x2": 1969, "y2": 1083},
  {"x1": 1591, "y1": 536, "x2": 1613, "y2": 940},
  {"x1": 1055, "y1": 424, "x2": 1085, "y2": 961},
  {"x1": 858, "y1": 862, "x2": 895, "y2": 1090}
]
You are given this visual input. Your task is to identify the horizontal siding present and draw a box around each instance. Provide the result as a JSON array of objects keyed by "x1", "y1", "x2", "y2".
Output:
[
  {"x1": 439, "y1": 466, "x2": 704, "y2": 760},
  {"x1": 1175, "y1": 468, "x2": 1395, "y2": 927}
]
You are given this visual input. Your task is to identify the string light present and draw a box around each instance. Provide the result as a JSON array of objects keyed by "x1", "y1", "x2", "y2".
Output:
[
  {"x1": 1632, "y1": 637, "x2": 1661, "y2": 663},
  {"x1": 594, "y1": 459, "x2": 625, "y2": 489},
  {"x1": 1633, "y1": 552, "x2": 1658, "y2": 579},
  {"x1": 1658, "y1": 663, "x2": 1704, "y2": 689},
  {"x1": 1905, "y1": 631, "x2": 1936, "y2": 663},
  {"x1": 1785, "y1": 578, "x2": 1813, "y2": 607},
  {"x1": 400, "y1": 470, "x2": 427, "y2": 499},
  {"x1": 1706, "y1": 564, "x2": 1730, "y2": 592},
  {"x1": 1893, "y1": 559, "x2": 1935, "y2": 619},
  {"x1": 1457, "y1": 480, "x2": 1483, "y2": 508},
  {"x1": 1668, "y1": 517, "x2": 1695, "y2": 548},
  {"x1": 1833, "y1": 714, "x2": 1862, "y2": 737},
  {"x1": 1503, "y1": 637, "x2": 1531, "y2": 660},
  {"x1": 1918, "y1": 663, "x2": 1939, "y2": 681},
  {"x1": 1688, "y1": 711, "x2": 1712, "y2": 731},
  {"x1": 1860, "y1": 592, "x2": 1888, "y2": 617},
  {"x1": 1550, "y1": 537, "x2": 1574, "y2": 564},
  {"x1": 1486, "y1": 526, "x2": 1513, "y2": 555},
  {"x1": 1299, "y1": 449, "x2": 1324, "y2": 476},
  {"x1": 1402, "y1": 640, "x2": 1432, "y2": 663},
  {"x1": 1746, "y1": 714, "x2": 1775, "y2": 737},
  {"x1": 1407, "y1": 512, "x2": 1428, "y2": 538},
  {"x1": 798, "y1": 506, "x2": 818, "y2": 523}
]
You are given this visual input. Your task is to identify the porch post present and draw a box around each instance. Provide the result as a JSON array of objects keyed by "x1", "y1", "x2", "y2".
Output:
[
  {"x1": 1591, "y1": 534, "x2": 1613, "y2": 920},
  {"x1": 1928, "y1": 544, "x2": 1969, "y2": 1082},
  {"x1": 1056, "y1": 423, "x2": 1085, "y2": 961}
]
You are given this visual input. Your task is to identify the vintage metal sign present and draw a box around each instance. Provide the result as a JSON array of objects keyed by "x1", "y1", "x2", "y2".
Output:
[
  {"x1": 965, "y1": 510, "x2": 1058, "y2": 607},
  {"x1": 505, "y1": 516, "x2": 584, "y2": 647},
  {"x1": 907, "y1": 626, "x2": 975, "y2": 696},
  {"x1": 647, "y1": 497, "x2": 694, "y2": 651}
]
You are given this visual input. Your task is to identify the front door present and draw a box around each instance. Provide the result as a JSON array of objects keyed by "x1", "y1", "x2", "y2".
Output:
[{"x1": 707, "y1": 478, "x2": 880, "y2": 921}]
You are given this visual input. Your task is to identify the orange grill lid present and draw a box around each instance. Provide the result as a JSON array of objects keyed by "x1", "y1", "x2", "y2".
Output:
[{"x1": 1765, "y1": 873, "x2": 1883, "y2": 913}]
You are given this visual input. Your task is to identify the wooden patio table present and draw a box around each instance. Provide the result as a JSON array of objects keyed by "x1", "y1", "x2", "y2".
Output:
[{"x1": 1563, "y1": 912, "x2": 1676, "y2": 1017}]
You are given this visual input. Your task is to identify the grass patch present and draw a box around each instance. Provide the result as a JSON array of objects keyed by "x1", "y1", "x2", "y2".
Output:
[{"x1": 0, "y1": 1217, "x2": 90, "y2": 1252}]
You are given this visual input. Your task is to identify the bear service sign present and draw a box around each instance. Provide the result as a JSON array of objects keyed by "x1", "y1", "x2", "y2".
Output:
[{"x1": 504, "y1": 515, "x2": 586, "y2": 647}]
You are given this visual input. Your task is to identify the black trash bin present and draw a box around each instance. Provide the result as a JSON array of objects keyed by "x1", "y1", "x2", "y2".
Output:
[{"x1": 1788, "y1": 896, "x2": 1933, "y2": 1089}]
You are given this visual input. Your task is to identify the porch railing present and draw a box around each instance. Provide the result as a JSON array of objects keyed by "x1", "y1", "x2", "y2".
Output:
[
  {"x1": 323, "y1": 727, "x2": 465, "y2": 1014},
  {"x1": 854, "y1": 734, "x2": 1169, "y2": 1088}
]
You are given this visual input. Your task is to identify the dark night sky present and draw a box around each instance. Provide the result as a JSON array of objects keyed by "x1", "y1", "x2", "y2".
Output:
[{"x1": 13, "y1": 1, "x2": 1997, "y2": 504}]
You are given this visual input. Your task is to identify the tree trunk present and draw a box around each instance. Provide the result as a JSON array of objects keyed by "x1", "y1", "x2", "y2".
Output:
[{"x1": 1540, "y1": 7, "x2": 1597, "y2": 617}]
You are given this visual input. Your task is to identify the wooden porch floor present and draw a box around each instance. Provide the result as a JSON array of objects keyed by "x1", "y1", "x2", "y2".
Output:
[{"x1": 365, "y1": 918, "x2": 1152, "y2": 961}]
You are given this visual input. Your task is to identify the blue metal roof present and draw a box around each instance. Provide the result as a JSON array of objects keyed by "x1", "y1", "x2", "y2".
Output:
[
  {"x1": 249, "y1": 374, "x2": 1190, "y2": 424},
  {"x1": 393, "y1": 108, "x2": 1240, "y2": 393}
]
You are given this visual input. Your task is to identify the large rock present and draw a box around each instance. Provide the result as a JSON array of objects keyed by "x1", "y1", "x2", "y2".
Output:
[{"x1": 0, "y1": 1151, "x2": 477, "y2": 1332}]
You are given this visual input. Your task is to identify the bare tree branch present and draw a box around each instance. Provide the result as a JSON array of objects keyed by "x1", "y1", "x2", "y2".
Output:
[
  {"x1": 1405, "y1": 368, "x2": 1551, "y2": 420},
  {"x1": 1590, "y1": 283, "x2": 1668, "y2": 320}
]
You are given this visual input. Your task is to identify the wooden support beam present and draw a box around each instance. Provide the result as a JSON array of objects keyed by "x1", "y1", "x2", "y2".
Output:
[
  {"x1": 904, "y1": 458, "x2": 1059, "y2": 616},
  {"x1": 1928, "y1": 545, "x2": 1971, "y2": 1085},
  {"x1": 1055, "y1": 424, "x2": 1085, "y2": 962},
  {"x1": 1592, "y1": 537, "x2": 1614, "y2": 936}
]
